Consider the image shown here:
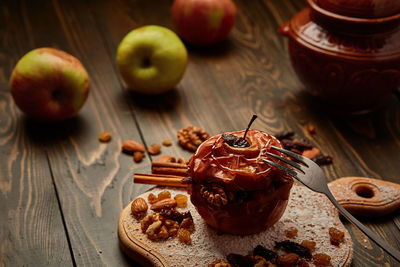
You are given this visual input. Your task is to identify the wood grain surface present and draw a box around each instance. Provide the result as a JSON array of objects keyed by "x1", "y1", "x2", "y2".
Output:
[{"x1": 0, "y1": 0, "x2": 399, "y2": 266}]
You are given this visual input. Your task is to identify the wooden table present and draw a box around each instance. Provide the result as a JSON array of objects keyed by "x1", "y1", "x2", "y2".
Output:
[{"x1": 1, "y1": 0, "x2": 399, "y2": 266}]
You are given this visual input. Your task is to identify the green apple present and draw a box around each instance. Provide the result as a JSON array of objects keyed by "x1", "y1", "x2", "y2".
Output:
[
  {"x1": 116, "y1": 25, "x2": 188, "y2": 94},
  {"x1": 10, "y1": 47, "x2": 90, "y2": 122}
]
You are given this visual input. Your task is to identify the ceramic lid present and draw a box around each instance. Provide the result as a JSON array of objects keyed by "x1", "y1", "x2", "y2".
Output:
[{"x1": 313, "y1": 0, "x2": 400, "y2": 18}]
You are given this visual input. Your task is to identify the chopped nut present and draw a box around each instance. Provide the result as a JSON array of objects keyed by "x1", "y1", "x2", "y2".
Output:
[
  {"x1": 277, "y1": 253, "x2": 299, "y2": 266},
  {"x1": 133, "y1": 151, "x2": 144, "y2": 163},
  {"x1": 98, "y1": 130, "x2": 112, "y2": 142},
  {"x1": 177, "y1": 228, "x2": 191, "y2": 244},
  {"x1": 200, "y1": 184, "x2": 228, "y2": 207},
  {"x1": 122, "y1": 140, "x2": 145, "y2": 153},
  {"x1": 141, "y1": 213, "x2": 158, "y2": 233},
  {"x1": 147, "y1": 193, "x2": 158, "y2": 204},
  {"x1": 157, "y1": 190, "x2": 171, "y2": 201},
  {"x1": 131, "y1": 198, "x2": 148, "y2": 216},
  {"x1": 285, "y1": 227, "x2": 298, "y2": 238},
  {"x1": 329, "y1": 227, "x2": 344, "y2": 246},
  {"x1": 164, "y1": 219, "x2": 179, "y2": 236},
  {"x1": 150, "y1": 198, "x2": 177, "y2": 211},
  {"x1": 146, "y1": 220, "x2": 163, "y2": 240},
  {"x1": 313, "y1": 253, "x2": 331, "y2": 266},
  {"x1": 177, "y1": 125, "x2": 210, "y2": 151},
  {"x1": 162, "y1": 138, "x2": 172, "y2": 146},
  {"x1": 148, "y1": 144, "x2": 161, "y2": 155}
]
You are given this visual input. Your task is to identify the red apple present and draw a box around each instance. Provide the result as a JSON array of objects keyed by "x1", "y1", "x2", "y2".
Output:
[
  {"x1": 172, "y1": 0, "x2": 237, "y2": 46},
  {"x1": 10, "y1": 48, "x2": 90, "y2": 122}
]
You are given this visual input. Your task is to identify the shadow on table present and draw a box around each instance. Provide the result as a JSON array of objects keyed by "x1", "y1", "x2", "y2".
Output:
[{"x1": 23, "y1": 115, "x2": 87, "y2": 145}]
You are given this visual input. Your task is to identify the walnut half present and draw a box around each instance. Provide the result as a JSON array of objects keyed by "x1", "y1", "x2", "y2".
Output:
[
  {"x1": 177, "y1": 125, "x2": 210, "y2": 152},
  {"x1": 200, "y1": 184, "x2": 228, "y2": 207}
]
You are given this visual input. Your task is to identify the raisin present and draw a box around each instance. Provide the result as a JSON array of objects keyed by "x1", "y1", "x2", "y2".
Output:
[
  {"x1": 285, "y1": 227, "x2": 298, "y2": 238},
  {"x1": 174, "y1": 194, "x2": 188, "y2": 208},
  {"x1": 312, "y1": 154, "x2": 333, "y2": 166},
  {"x1": 157, "y1": 190, "x2": 171, "y2": 201},
  {"x1": 297, "y1": 259, "x2": 310, "y2": 267},
  {"x1": 226, "y1": 253, "x2": 253, "y2": 267},
  {"x1": 98, "y1": 130, "x2": 112, "y2": 142},
  {"x1": 159, "y1": 209, "x2": 191, "y2": 223},
  {"x1": 147, "y1": 193, "x2": 158, "y2": 204},
  {"x1": 329, "y1": 227, "x2": 344, "y2": 246},
  {"x1": 275, "y1": 131, "x2": 295, "y2": 140},
  {"x1": 222, "y1": 134, "x2": 250, "y2": 148},
  {"x1": 275, "y1": 240, "x2": 311, "y2": 259},
  {"x1": 276, "y1": 253, "x2": 299, "y2": 266},
  {"x1": 177, "y1": 228, "x2": 191, "y2": 244},
  {"x1": 253, "y1": 245, "x2": 278, "y2": 263},
  {"x1": 313, "y1": 253, "x2": 331, "y2": 265},
  {"x1": 301, "y1": 240, "x2": 316, "y2": 251}
]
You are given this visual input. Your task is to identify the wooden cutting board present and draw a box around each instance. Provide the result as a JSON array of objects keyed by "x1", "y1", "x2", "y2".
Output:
[{"x1": 118, "y1": 182, "x2": 357, "y2": 266}]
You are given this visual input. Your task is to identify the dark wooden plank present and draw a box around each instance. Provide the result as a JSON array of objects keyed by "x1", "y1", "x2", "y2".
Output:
[
  {"x1": 15, "y1": 0, "x2": 152, "y2": 265},
  {"x1": 89, "y1": 0, "x2": 400, "y2": 266},
  {"x1": 0, "y1": 1, "x2": 73, "y2": 266}
]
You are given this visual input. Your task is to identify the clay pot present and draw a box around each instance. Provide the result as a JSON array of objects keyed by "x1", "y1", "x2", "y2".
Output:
[{"x1": 279, "y1": 0, "x2": 400, "y2": 113}]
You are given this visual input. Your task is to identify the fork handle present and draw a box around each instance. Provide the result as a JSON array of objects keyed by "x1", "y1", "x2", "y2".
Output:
[{"x1": 325, "y1": 190, "x2": 400, "y2": 262}]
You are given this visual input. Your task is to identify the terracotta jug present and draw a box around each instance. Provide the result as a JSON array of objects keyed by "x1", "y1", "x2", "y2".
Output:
[{"x1": 279, "y1": 0, "x2": 400, "y2": 113}]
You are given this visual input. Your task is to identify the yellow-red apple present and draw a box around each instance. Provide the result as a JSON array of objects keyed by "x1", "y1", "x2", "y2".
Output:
[{"x1": 10, "y1": 47, "x2": 90, "y2": 122}]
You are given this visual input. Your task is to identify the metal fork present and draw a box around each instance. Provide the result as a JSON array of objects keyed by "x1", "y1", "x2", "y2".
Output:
[{"x1": 263, "y1": 146, "x2": 400, "y2": 262}]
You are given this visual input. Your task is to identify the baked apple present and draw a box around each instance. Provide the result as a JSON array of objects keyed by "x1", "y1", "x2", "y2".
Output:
[{"x1": 186, "y1": 129, "x2": 294, "y2": 235}]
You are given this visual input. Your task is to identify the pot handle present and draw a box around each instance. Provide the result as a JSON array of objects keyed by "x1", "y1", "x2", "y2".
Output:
[{"x1": 278, "y1": 22, "x2": 290, "y2": 37}]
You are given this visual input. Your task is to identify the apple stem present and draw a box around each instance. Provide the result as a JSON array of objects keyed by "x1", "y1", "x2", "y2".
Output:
[{"x1": 243, "y1": 115, "x2": 258, "y2": 140}]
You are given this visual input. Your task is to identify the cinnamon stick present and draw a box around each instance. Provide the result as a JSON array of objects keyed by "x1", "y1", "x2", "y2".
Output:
[
  {"x1": 151, "y1": 161, "x2": 189, "y2": 177},
  {"x1": 134, "y1": 173, "x2": 186, "y2": 187}
]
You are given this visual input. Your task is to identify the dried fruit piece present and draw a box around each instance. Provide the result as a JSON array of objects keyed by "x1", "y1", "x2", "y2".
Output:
[
  {"x1": 302, "y1": 147, "x2": 320, "y2": 160},
  {"x1": 180, "y1": 217, "x2": 195, "y2": 233},
  {"x1": 226, "y1": 253, "x2": 253, "y2": 267},
  {"x1": 160, "y1": 209, "x2": 191, "y2": 223},
  {"x1": 313, "y1": 253, "x2": 331, "y2": 266},
  {"x1": 122, "y1": 140, "x2": 145, "y2": 153},
  {"x1": 285, "y1": 227, "x2": 298, "y2": 238},
  {"x1": 306, "y1": 124, "x2": 316, "y2": 134},
  {"x1": 174, "y1": 194, "x2": 188, "y2": 208},
  {"x1": 312, "y1": 154, "x2": 333, "y2": 166},
  {"x1": 98, "y1": 130, "x2": 112, "y2": 142},
  {"x1": 131, "y1": 198, "x2": 148, "y2": 216},
  {"x1": 276, "y1": 253, "x2": 299, "y2": 267},
  {"x1": 329, "y1": 227, "x2": 344, "y2": 246},
  {"x1": 162, "y1": 138, "x2": 172, "y2": 146},
  {"x1": 275, "y1": 240, "x2": 311, "y2": 259},
  {"x1": 177, "y1": 125, "x2": 210, "y2": 151},
  {"x1": 133, "y1": 151, "x2": 144, "y2": 163},
  {"x1": 148, "y1": 144, "x2": 161, "y2": 155},
  {"x1": 150, "y1": 198, "x2": 177, "y2": 211},
  {"x1": 164, "y1": 219, "x2": 179, "y2": 236},
  {"x1": 222, "y1": 133, "x2": 249, "y2": 148},
  {"x1": 253, "y1": 245, "x2": 278, "y2": 263},
  {"x1": 157, "y1": 190, "x2": 171, "y2": 201},
  {"x1": 148, "y1": 193, "x2": 158, "y2": 204},
  {"x1": 301, "y1": 240, "x2": 316, "y2": 251},
  {"x1": 177, "y1": 228, "x2": 191, "y2": 244}
]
